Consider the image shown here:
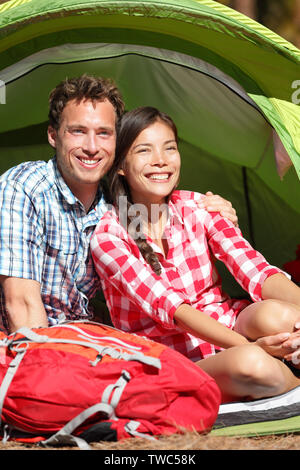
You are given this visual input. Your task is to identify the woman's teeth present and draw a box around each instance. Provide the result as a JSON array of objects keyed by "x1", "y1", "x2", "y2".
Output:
[{"x1": 148, "y1": 173, "x2": 169, "y2": 180}]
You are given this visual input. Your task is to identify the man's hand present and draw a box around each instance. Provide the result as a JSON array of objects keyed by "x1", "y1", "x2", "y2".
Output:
[{"x1": 198, "y1": 191, "x2": 238, "y2": 227}]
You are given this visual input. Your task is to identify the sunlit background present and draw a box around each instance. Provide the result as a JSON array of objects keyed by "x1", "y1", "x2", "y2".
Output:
[{"x1": 215, "y1": 0, "x2": 300, "y2": 47}]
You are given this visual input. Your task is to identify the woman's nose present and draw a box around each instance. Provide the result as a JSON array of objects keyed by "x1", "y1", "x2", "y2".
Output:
[{"x1": 151, "y1": 149, "x2": 166, "y2": 166}]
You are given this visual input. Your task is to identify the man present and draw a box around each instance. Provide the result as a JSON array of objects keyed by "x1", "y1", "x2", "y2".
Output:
[{"x1": 0, "y1": 75, "x2": 237, "y2": 333}]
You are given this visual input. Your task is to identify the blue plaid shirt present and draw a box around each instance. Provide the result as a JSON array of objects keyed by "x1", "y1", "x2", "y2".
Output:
[{"x1": 0, "y1": 158, "x2": 109, "y2": 331}]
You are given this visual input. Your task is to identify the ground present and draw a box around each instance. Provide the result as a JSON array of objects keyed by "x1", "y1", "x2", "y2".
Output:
[{"x1": 1, "y1": 432, "x2": 300, "y2": 451}]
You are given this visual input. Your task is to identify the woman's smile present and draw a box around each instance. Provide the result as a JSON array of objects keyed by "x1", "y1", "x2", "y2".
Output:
[{"x1": 119, "y1": 120, "x2": 181, "y2": 206}]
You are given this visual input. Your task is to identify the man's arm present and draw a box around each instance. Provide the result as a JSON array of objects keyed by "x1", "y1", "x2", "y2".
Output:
[{"x1": 0, "y1": 276, "x2": 48, "y2": 332}]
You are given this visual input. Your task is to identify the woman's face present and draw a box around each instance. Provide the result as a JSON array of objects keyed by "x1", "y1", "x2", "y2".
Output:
[{"x1": 118, "y1": 120, "x2": 181, "y2": 207}]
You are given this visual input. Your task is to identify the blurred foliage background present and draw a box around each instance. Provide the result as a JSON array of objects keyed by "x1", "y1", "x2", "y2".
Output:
[{"x1": 216, "y1": 0, "x2": 300, "y2": 47}]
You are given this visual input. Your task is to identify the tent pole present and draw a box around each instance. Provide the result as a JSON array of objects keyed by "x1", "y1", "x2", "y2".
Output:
[{"x1": 242, "y1": 166, "x2": 255, "y2": 249}]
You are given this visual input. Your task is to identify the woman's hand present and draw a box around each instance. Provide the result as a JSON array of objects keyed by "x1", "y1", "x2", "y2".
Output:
[
  {"x1": 254, "y1": 332, "x2": 292, "y2": 358},
  {"x1": 253, "y1": 322, "x2": 300, "y2": 369},
  {"x1": 281, "y1": 324, "x2": 300, "y2": 368},
  {"x1": 198, "y1": 191, "x2": 238, "y2": 227}
]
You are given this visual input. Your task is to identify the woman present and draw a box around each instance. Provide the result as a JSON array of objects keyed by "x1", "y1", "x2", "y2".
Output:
[{"x1": 91, "y1": 106, "x2": 300, "y2": 402}]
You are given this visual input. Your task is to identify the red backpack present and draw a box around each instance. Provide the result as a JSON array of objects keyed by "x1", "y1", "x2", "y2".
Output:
[{"x1": 0, "y1": 321, "x2": 220, "y2": 449}]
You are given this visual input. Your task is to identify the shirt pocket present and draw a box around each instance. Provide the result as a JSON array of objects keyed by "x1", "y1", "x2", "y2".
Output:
[
  {"x1": 44, "y1": 230, "x2": 80, "y2": 279},
  {"x1": 45, "y1": 229, "x2": 78, "y2": 255}
]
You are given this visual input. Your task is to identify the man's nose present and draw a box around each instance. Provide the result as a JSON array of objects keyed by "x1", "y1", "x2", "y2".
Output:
[{"x1": 83, "y1": 132, "x2": 98, "y2": 154}]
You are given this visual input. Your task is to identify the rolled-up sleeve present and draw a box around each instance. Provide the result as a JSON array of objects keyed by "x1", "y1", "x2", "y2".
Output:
[
  {"x1": 0, "y1": 180, "x2": 43, "y2": 281},
  {"x1": 204, "y1": 211, "x2": 285, "y2": 302},
  {"x1": 91, "y1": 220, "x2": 187, "y2": 329}
]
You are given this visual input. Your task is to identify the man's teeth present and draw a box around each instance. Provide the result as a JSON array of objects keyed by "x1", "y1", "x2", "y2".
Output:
[
  {"x1": 80, "y1": 158, "x2": 98, "y2": 165},
  {"x1": 148, "y1": 174, "x2": 169, "y2": 180}
]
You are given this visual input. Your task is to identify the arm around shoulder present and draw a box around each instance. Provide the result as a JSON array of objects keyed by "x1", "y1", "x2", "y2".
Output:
[{"x1": 0, "y1": 276, "x2": 48, "y2": 332}]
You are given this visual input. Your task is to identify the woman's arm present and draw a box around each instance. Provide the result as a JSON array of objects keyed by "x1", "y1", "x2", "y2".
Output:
[
  {"x1": 174, "y1": 303, "x2": 297, "y2": 356},
  {"x1": 92, "y1": 217, "x2": 249, "y2": 349},
  {"x1": 90, "y1": 225, "x2": 188, "y2": 331},
  {"x1": 92, "y1": 215, "x2": 292, "y2": 353},
  {"x1": 261, "y1": 273, "x2": 300, "y2": 362},
  {"x1": 204, "y1": 211, "x2": 284, "y2": 303},
  {"x1": 261, "y1": 272, "x2": 300, "y2": 305},
  {"x1": 174, "y1": 303, "x2": 249, "y2": 350}
]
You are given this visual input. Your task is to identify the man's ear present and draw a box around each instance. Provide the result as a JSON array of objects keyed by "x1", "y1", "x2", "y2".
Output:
[{"x1": 47, "y1": 126, "x2": 57, "y2": 149}]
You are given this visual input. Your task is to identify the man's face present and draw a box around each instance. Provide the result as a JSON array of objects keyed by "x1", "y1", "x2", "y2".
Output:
[{"x1": 48, "y1": 98, "x2": 116, "y2": 201}]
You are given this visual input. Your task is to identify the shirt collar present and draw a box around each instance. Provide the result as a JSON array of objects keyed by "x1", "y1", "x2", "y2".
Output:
[
  {"x1": 168, "y1": 195, "x2": 184, "y2": 227},
  {"x1": 48, "y1": 157, "x2": 78, "y2": 206},
  {"x1": 48, "y1": 157, "x2": 106, "y2": 215}
]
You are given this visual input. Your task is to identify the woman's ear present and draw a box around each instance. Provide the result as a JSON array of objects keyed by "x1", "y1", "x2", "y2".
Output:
[{"x1": 117, "y1": 168, "x2": 125, "y2": 176}]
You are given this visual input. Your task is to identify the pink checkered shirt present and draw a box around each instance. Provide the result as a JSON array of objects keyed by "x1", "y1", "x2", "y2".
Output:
[{"x1": 91, "y1": 190, "x2": 282, "y2": 360}]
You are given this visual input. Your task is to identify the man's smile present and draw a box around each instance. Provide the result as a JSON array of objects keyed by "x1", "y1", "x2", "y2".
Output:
[{"x1": 75, "y1": 155, "x2": 102, "y2": 168}]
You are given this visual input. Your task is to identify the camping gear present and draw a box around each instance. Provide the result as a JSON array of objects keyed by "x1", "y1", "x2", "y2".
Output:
[
  {"x1": 0, "y1": 0, "x2": 299, "y2": 297},
  {"x1": 212, "y1": 385, "x2": 300, "y2": 437},
  {"x1": 0, "y1": 321, "x2": 220, "y2": 448}
]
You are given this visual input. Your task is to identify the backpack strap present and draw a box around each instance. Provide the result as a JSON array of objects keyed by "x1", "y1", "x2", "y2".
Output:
[
  {"x1": 40, "y1": 370, "x2": 132, "y2": 450},
  {"x1": 0, "y1": 348, "x2": 27, "y2": 429},
  {"x1": 14, "y1": 327, "x2": 162, "y2": 369},
  {"x1": 125, "y1": 420, "x2": 156, "y2": 440},
  {"x1": 101, "y1": 370, "x2": 131, "y2": 420},
  {"x1": 40, "y1": 402, "x2": 114, "y2": 450}
]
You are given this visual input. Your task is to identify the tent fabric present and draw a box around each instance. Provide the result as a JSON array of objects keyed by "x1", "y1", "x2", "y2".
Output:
[
  {"x1": 212, "y1": 415, "x2": 300, "y2": 437},
  {"x1": 212, "y1": 385, "x2": 300, "y2": 436},
  {"x1": 0, "y1": 1, "x2": 299, "y2": 281},
  {"x1": 211, "y1": 385, "x2": 300, "y2": 437}
]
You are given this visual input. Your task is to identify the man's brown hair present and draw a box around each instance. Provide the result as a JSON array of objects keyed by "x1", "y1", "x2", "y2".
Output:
[{"x1": 48, "y1": 74, "x2": 125, "y2": 129}]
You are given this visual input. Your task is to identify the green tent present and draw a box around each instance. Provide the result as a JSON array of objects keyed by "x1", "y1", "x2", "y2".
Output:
[{"x1": 0, "y1": 0, "x2": 299, "y2": 296}]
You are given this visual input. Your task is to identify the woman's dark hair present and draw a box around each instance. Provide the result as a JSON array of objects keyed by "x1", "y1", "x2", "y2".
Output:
[{"x1": 107, "y1": 106, "x2": 178, "y2": 275}]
